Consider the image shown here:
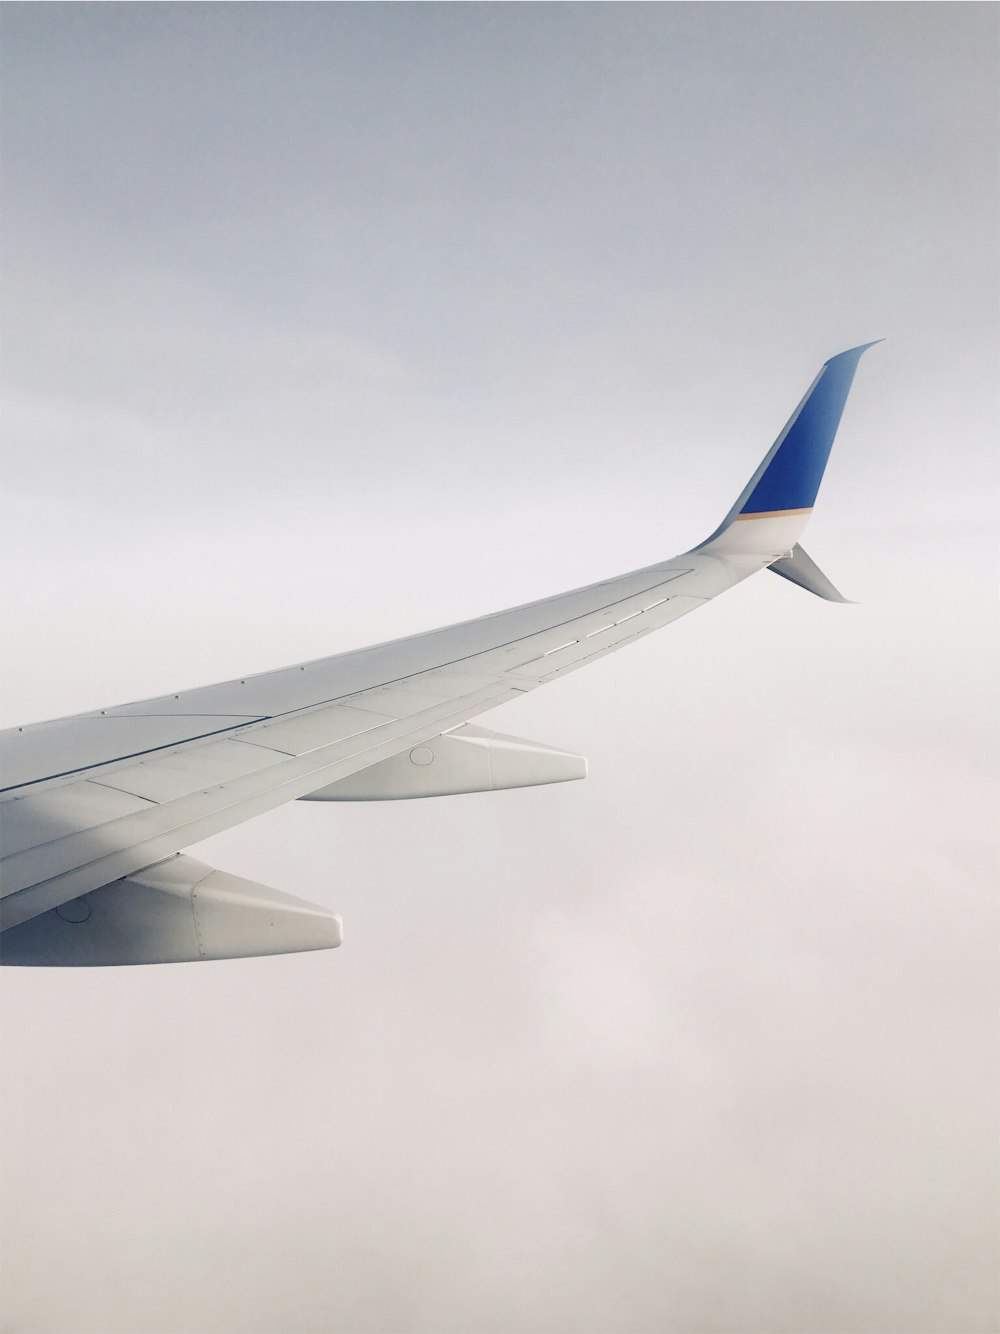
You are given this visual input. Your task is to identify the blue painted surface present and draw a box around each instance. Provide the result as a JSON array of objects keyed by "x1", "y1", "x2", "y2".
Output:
[{"x1": 740, "y1": 343, "x2": 879, "y2": 515}]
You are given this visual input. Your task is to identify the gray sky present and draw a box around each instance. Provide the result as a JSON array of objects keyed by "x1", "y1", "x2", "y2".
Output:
[{"x1": 1, "y1": 5, "x2": 997, "y2": 1333}]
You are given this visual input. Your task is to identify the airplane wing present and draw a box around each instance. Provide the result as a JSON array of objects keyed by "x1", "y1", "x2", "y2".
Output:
[{"x1": 0, "y1": 345, "x2": 878, "y2": 965}]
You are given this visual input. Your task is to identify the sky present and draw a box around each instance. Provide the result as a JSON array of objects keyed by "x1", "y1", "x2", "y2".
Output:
[{"x1": 0, "y1": 4, "x2": 997, "y2": 1333}]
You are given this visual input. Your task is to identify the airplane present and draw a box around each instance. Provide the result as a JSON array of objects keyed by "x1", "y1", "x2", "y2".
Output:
[{"x1": 0, "y1": 344, "x2": 879, "y2": 966}]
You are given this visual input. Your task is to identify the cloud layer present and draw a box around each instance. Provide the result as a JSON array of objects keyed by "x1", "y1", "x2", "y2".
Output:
[{"x1": 2, "y1": 6, "x2": 997, "y2": 1332}]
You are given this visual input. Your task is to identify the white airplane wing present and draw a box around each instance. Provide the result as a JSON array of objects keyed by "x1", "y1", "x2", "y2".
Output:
[{"x1": 0, "y1": 345, "x2": 878, "y2": 965}]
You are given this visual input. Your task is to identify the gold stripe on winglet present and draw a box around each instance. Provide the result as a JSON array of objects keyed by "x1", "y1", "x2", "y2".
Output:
[{"x1": 735, "y1": 507, "x2": 813, "y2": 520}]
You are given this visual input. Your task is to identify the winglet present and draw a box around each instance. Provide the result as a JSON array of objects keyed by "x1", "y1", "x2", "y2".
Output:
[
  {"x1": 768, "y1": 544, "x2": 853, "y2": 603},
  {"x1": 697, "y1": 342, "x2": 881, "y2": 556}
]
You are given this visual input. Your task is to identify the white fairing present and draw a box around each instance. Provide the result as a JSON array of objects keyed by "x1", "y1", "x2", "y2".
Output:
[
  {"x1": 301, "y1": 724, "x2": 587, "y2": 800},
  {"x1": 0, "y1": 855, "x2": 343, "y2": 966}
]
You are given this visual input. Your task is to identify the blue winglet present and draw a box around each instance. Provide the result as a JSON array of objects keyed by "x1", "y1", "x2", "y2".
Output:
[
  {"x1": 738, "y1": 343, "x2": 881, "y2": 517},
  {"x1": 696, "y1": 343, "x2": 881, "y2": 552}
]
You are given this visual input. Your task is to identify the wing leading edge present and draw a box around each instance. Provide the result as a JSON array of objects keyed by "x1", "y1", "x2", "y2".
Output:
[{"x1": 0, "y1": 345, "x2": 878, "y2": 962}]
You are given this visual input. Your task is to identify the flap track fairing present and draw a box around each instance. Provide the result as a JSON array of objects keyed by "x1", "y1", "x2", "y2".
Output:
[
  {"x1": 300, "y1": 723, "x2": 587, "y2": 801},
  {"x1": 0, "y1": 855, "x2": 342, "y2": 966}
]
